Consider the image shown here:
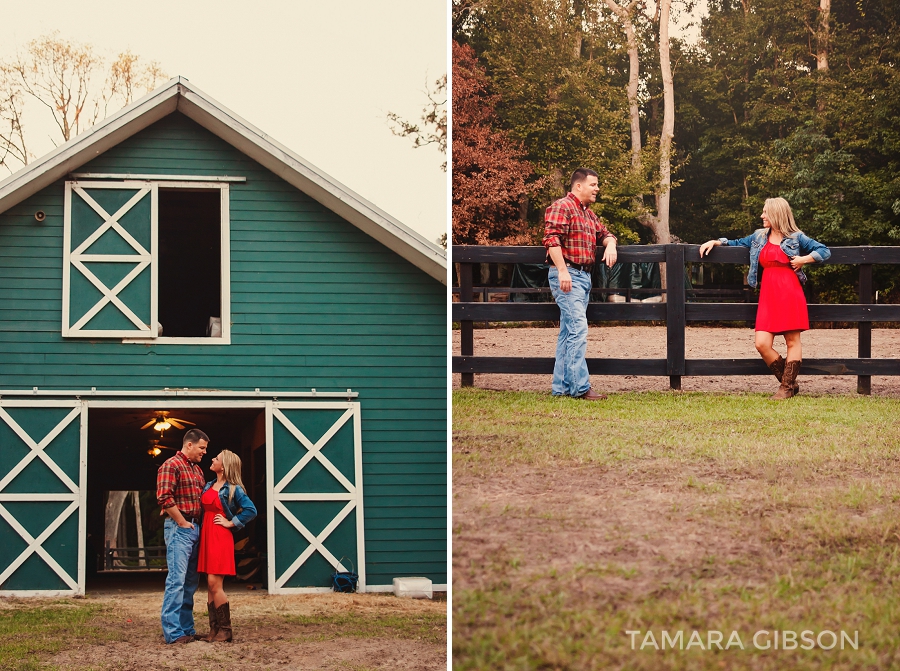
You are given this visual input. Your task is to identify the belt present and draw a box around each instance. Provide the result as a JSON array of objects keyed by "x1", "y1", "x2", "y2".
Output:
[
  {"x1": 565, "y1": 261, "x2": 593, "y2": 272},
  {"x1": 170, "y1": 516, "x2": 199, "y2": 524}
]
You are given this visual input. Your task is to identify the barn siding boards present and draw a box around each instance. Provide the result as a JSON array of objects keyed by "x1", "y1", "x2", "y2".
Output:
[{"x1": 0, "y1": 112, "x2": 447, "y2": 586}]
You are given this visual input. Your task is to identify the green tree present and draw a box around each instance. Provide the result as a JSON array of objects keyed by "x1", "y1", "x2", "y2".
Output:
[
  {"x1": 456, "y1": 0, "x2": 641, "y2": 241},
  {"x1": 672, "y1": 0, "x2": 900, "y2": 248}
]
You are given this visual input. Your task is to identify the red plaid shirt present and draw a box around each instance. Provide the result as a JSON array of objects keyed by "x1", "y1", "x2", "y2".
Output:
[
  {"x1": 156, "y1": 451, "x2": 204, "y2": 518},
  {"x1": 543, "y1": 192, "x2": 615, "y2": 266}
]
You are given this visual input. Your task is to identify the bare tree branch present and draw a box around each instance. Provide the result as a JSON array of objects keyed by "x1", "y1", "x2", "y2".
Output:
[
  {"x1": 0, "y1": 32, "x2": 167, "y2": 173},
  {"x1": 10, "y1": 32, "x2": 100, "y2": 142},
  {"x1": 0, "y1": 65, "x2": 29, "y2": 172},
  {"x1": 387, "y1": 74, "x2": 447, "y2": 172}
]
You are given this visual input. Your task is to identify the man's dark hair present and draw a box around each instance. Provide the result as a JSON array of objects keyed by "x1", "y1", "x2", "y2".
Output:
[
  {"x1": 183, "y1": 428, "x2": 209, "y2": 446},
  {"x1": 569, "y1": 168, "x2": 598, "y2": 193}
]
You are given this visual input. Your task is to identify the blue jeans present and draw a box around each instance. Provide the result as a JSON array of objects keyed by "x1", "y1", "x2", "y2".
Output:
[
  {"x1": 161, "y1": 517, "x2": 200, "y2": 643},
  {"x1": 549, "y1": 266, "x2": 592, "y2": 396}
]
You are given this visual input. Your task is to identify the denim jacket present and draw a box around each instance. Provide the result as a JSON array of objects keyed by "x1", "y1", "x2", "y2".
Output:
[
  {"x1": 201, "y1": 481, "x2": 257, "y2": 530},
  {"x1": 718, "y1": 229, "x2": 831, "y2": 289}
]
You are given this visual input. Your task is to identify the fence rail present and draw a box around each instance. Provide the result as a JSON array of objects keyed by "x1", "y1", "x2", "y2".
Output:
[
  {"x1": 102, "y1": 541, "x2": 167, "y2": 571},
  {"x1": 452, "y1": 244, "x2": 900, "y2": 394}
]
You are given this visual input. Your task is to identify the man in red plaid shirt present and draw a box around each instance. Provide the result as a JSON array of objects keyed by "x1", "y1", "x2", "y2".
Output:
[
  {"x1": 543, "y1": 168, "x2": 617, "y2": 400},
  {"x1": 157, "y1": 428, "x2": 208, "y2": 644}
]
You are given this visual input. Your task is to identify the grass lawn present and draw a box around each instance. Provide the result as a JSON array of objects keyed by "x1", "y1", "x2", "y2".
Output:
[
  {"x1": 452, "y1": 390, "x2": 900, "y2": 670},
  {"x1": 0, "y1": 601, "x2": 114, "y2": 671}
]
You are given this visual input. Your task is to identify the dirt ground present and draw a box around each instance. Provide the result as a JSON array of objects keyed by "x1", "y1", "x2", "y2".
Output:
[
  {"x1": 452, "y1": 325, "x2": 900, "y2": 395},
  {"x1": 455, "y1": 462, "x2": 752, "y2": 597},
  {"x1": 451, "y1": 459, "x2": 895, "y2": 598},
  {"x1": 7, "y1": 586, "x2": 447, "y2": 671}
]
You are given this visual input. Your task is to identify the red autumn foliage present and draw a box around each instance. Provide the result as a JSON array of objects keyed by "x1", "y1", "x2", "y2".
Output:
[{"x1": 452, "y1": 41, "x2": 541, "y2": 245}]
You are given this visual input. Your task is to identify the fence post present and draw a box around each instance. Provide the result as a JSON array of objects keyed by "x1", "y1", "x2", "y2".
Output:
[
  {"x1": 666, "y1": 244, "x2": 686, "y2": 390},
  {"x1": 459, "y1": 262, "x2": 475, "y2": 388},
  {"x1": 858, "y1": 264, "x2": 872, "y2": 395}
]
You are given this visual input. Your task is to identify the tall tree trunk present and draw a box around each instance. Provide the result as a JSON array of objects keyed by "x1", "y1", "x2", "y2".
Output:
[
  {"x1": 605, "y1": 0, "x2": 657, "y2": 235},
  {"x1": 605, "y1": 0, "x2": 671, "y2": 296},
  {"x1": 550, "y1": 166, "x2": 566, "y2": 196},
  {"x1": 656, "y1": 0, "x2": 674, "y2": 247},
  {"x1": 603, "y1": 1, "x2": 642, "y2": 169},
  {"x1": 816, "y1": 0, "x2": 830, "y2": 71},
  {"x1": 572, "y1": 0, "x2": 585, "y2": 58},
  {"x1": 105, "y1": 491, "x2": 128, "y2": 568},
  {"x1": 815, "y1": 0, "x2": 830, "y2": 112},
  {"x1": 132, "y1": 491, "x2": 146, "y2": 568}
]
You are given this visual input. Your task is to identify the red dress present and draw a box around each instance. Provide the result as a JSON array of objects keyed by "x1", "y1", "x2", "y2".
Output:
[
  {"x1": 755, "y1": 241, "x2": 809, "y2": 334},
  {"x1": 197, "y1": 486, "x2": 235, "y2": 575}
]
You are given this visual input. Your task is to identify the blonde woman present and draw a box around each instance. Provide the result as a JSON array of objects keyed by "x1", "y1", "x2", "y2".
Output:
[
  {"x1": 699, "y1": 197, "x2": 831, "y2": 399},
  {"x1": 197, "y1": 450, "x2": 257, "y2": 642}
]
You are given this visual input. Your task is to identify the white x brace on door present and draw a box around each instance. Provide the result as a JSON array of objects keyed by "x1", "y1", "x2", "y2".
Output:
[
  {"x1": 266, "y1": 401, "x2": 364, "y2": 593},
  {"x1": 0, "y1": 400, "x2": 87, "y2": 595},
  {"x1": 62, "y1": 181, "x2": 158, "y2": 338}
]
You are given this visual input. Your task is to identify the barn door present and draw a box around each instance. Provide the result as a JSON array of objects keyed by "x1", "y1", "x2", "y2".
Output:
[
  {"x1": 62, "y1": 181, "x2": 158, "y2": 338},
  {"x1": 266, "y1": 401, "x2": 364, "y2": 593},
  {"x1": 0, "y1": 401, "x2": 87, "y2": 595}
]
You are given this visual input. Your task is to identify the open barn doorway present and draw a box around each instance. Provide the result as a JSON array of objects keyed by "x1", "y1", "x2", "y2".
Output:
[{"x1": 85, "y1": 405, "x2": 267, "y2": 593}]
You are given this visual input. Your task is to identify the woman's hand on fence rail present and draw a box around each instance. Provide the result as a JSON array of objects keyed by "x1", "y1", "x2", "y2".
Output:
[{"x1": 698, "y1": 240, "x2": 721, "y2": 257}]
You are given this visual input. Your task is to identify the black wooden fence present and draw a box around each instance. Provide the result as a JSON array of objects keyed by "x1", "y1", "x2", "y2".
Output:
[{"x1": 452, "y1": 244, "x2": 900, "y2": 394}]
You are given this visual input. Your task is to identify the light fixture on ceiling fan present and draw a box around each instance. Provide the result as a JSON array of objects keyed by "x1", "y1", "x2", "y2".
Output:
[
  {"x1": 146, "y1": 438, "x2": 178, "y2": 457},
  {"x1": 140, "y1": 411, "x2": 196, "y2": 435}
]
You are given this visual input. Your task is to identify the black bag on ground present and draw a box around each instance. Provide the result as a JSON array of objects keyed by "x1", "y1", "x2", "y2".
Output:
[{"x1": 331, "y1": 557, "x2": 359, "y2": 593}]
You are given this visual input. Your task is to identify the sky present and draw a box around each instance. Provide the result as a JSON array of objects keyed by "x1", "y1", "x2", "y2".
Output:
[{"x1": 0, "y1": 1, "x2": 448, "y2": 245}]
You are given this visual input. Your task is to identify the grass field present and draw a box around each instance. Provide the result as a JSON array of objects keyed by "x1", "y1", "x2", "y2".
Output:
[
  {"x1": 0, "y1": 601, "x2": 112, "y2": 671},
  {"x1": 452, "y1": 390, "x2": 900, "y2": 670}
]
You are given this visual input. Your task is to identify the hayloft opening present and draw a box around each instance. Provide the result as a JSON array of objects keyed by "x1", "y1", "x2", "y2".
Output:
[{"x1": 157, "y1": 189, "x2": 222, "y2": 338}]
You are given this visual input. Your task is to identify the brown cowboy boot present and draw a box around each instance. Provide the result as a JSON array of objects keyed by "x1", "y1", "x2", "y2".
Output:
[
  {"x1": 201, "y1": 601, "x2": 218, "y2": 642},
  {"x1": 767, "y1": 355, "x2": 799, "y2": 395},
  {"x1": 211, "y1": 602, "x2": 233, "y2": 642},
  {"x1": 767, "y1": 355, "x2": 785, "y2": 383},
  {"x1": 771, "y1": 360, "x2": 800, "y2": 400}
]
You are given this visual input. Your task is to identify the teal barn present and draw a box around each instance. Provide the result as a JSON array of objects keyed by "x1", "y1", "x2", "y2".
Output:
[{"x1": 0, "y1": 77, "x2": 447, "y2": 596}]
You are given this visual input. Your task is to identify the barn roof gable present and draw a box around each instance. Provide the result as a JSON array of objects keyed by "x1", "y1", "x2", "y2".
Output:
[{"x1": 0, "y1": 76, "x2": 446, "y2": 283}]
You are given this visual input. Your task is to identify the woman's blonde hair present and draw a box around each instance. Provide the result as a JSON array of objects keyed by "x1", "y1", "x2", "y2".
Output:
[
  {"x1": 218, "y1": 449, "x2": 245, "y2": 505},
  {"x1": 764, "y1": 197, "x2": 800, "y2": 236}
]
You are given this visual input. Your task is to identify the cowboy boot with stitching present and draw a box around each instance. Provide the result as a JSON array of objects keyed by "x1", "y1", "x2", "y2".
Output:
[
  {"x1": 767, "y1": 354, "x2": 799, "y2": 395},
  {"x1": 771, "y1": 360, "x2": 800, "y2": 400},
  {"x1": 786, "y1": 359, "x2": 801, "y2": 397},
  {"x1": 767, "y1": 355, "x2": 785, "y2": 383},
  {"x1": 202, "y1": 601, "x2": 218, "y2": 642},
  {"x1": 211, "y1": 602, "x2": 233, "y2": 642}
]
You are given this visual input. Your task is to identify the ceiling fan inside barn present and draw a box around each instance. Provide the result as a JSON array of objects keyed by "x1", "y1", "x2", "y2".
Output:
[
  {"x1": 146, "y1": 438, "x2": 178, "y2": 457},
  {"x1": 140, "y1": 411, "x2": 195, "y2": 435}
]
